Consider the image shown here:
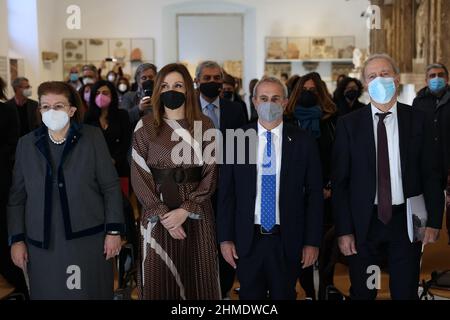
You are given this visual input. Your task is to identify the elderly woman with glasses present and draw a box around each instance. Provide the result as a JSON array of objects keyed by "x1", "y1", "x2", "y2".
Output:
[{"x1": 8, "y1": 81, "x2": 125, "y2": 300}]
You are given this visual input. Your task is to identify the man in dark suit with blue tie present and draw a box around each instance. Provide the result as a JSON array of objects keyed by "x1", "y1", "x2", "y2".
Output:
[
  {"x1": 195, "y1": 60, "x2": 248, "y2": 299},
  {"x1": 217, "y1": 77, "x2": 324, "y2": 300},
  {"x1": 332, "y1": 54, "x2": 444, "y2": 300}
]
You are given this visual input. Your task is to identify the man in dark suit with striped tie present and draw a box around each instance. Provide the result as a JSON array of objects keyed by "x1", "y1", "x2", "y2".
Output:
[
  {"x1": 217, "y1": 77, "x2": 323, "y2": 300},
  {"x1": 332, "y1": 54, "x2": 444, "y2": 300},
  {"x1": 195, "y1": 60, "x2": 247, "y2": 299}
]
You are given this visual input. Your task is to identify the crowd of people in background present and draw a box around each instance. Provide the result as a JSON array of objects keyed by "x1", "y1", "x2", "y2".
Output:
[{"x1": 0, "y1": 55, "x2": 449, "y2": 300}]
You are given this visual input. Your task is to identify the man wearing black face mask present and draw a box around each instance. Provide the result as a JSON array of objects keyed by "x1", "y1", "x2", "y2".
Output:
[
  {"x1": 195, "y1": 61, "x2": 247, "y2": 299},
  {"x1": 333, "y1": 77, "x2": 365, "y2": 118},
  {"x1": 195, "y1": 61, "x2": 247, "y2": 130},
  {"x1": 120, "y1": 63, "x2": 157, "y2": 128}
]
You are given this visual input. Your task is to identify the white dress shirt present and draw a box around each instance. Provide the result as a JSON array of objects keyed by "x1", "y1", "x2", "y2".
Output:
[
  {"x1": 254, "y1": 121, "x2": 283, "y2": 225},
  {"x1": 370, "y1": 102, "x2": 405, "y2": 205},
  {"x1": 200, "y1": 95, "x2": 221, "y2": 127}
]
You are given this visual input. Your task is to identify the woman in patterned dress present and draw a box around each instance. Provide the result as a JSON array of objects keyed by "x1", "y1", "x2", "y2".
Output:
[{"x1": 131, "y1": 63, "x2": 220, "y2": 300}]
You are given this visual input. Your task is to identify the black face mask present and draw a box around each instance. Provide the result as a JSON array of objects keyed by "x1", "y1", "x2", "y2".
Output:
[
  {"x1": 199, "y1": 82, "x2": 222, "y2": 99},
  {"x1": 161, "y1": 90, "x2": 186, "y2": 110},
  {"x1": 344, "y1": 89, "x2": 360, "y2": 101},
  {"x1": 297, "y1": 90, "x2": 318, "y2": 108},
  {"x1": 223, "y1": 91, "x2": 234, "y2": 101},
  {"x1": 142, "y1": 80, "x2": 154, "y2": 98}
]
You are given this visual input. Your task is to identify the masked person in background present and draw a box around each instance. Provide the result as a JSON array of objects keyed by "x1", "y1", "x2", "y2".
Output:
[
  {"x1": 413, "y1": 64, "x2": 450, "y2": 195},
  {"x1": 117, "y1": 77, "x2": 131, "y2": 104},
  {"x1": 285, "y1": 72, "x2": 337, "y2": 299},
  {"x1": 119, "y1": 63, "x2": 157, "y2": 128},
  {"x1": 218, "y1": 76, "x2": 323, "y2": 300},
  {"x1": 84, "y1": 80, "x2": 131, "y2": 180},
  {"x1": 332, "y1": 54, "x2": 443, "y2": 300},
  {"x1": 5, "y1": 77, "x2": 40, "y2": 137},
  {"x1": 67, "y1": 67, "x2": 83, "y2": 91},
  {"x1": 194, "y1": 60, "x2": 248, "y2": 299},
  {"x1": 81, "y1": 64, "x2": 99, "y2": 86},
  {"x1": 333, "y1": 77, "x2": 365, "y2": 118}
]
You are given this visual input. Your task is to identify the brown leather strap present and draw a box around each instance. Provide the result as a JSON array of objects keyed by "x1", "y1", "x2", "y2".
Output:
[{"x1": 151, "y1": 167, "x2": 202, "y2": 210}]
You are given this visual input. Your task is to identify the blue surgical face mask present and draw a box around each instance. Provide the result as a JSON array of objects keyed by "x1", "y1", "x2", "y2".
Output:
[
  {"x1": 428, "y1": 77, "x2": 447, "y2": 93},
  {"x1": 69, "y1": 73, "x2": 78, "y2": 82},
  {"x1": 368, "y1": 77, "x2": 396, "y2": 104}
]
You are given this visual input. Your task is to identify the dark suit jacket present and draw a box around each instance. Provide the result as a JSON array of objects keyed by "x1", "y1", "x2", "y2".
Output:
[
  {"x1": 332, "y1": 103, "x2": 444, "y2": 243},
  {"x1": 8, "y1": 123, "x2": 125, "y2": 249},
  {"x1": 5, "y1": 98, "x2": 40, "y2": 136},
  {"x1": 218, "y1": 98, "x2": 248, "y2": 132},
  {"x1": 217, "y1": 122, "x2": 324, "y2": 261}
]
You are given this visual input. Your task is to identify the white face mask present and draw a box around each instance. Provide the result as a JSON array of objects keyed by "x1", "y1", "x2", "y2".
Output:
[
  {"x1": 108, "y1": 75, "x2": 116, "y2": 82},
  {"x1": 118, "y1": 83, "x2": 128, "y2": 93},
  {"x1": 42, "y1": 110, "x2": 70, "y2": 131},
  {"x1": 23, "y1": 88, "x2": 32, "y2": 97}
]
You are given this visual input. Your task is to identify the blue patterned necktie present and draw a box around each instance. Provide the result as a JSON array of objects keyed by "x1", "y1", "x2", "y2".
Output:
[
  {"x1": 261, "y1": 131, "x2": 276, "y2": 232},
  {"x1": 206, "y1": 103, "x2": 219, "y2": 128}
]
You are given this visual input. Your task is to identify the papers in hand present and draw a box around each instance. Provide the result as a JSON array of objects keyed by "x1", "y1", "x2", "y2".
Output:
[{"x1": 406, "y1": 194, "x2": 427, "y2": 243}]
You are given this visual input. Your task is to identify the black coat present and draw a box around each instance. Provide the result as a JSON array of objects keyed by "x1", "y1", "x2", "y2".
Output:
[
  {"x1": 0, "y1": 102, "x2": 19, "y2": 199},
  {"x1": 412, "y1": 86, "x2": 450, "y2": 189},
  {"x1": 285, "y1": 113, "x2": 336, "y2": 186},
  {"x1": 7, "y1": 123, "x2": 125, "y2": 249},
  {"x1": 335, "y1": 98, "x2": 366, "y2": 118},
  {"x1": 85, "y1": 109, "x2": 131, "y2": 177},
  {"x1": 5, "y1": 98, "x2": 40, "y2": 137},
  {"x1": 217, "y1": 122, "x2": 324, "y2": 261},
  {"x1": 332, "y1": 103, "x2": 444, "y2": 242}
]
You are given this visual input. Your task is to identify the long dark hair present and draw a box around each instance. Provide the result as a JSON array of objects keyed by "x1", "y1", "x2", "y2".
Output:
[
  {"x1": 286, "y1": 72, "x2": 337, "y2": 119},
  {"x1": 0, "y1": 77, "x2": 7, "y2": 101},
  {"x1": 151, "y1": 63, "x2": 202, "y2": 135},
  {"x1": 84, "y1": 80, "x2": 120, "y2": 124},
  {"x1": 333, "y1": 77, "x2": 363, "y2": 102}
]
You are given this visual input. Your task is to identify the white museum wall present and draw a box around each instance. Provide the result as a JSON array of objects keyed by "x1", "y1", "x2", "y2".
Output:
[
  {"x1": 7, "y1": 0, "x2": 40, "y2": 99},
  {"x1": 0, "y1": 0, "x2": 8, "y2": 57},
  {"x1": 6, "y1": 0, "x2": 371, "y2": 97}
]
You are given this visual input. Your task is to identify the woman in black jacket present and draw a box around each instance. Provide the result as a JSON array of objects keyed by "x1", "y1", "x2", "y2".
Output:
[
  {"x1": 285, "y1": 72, "x2": 337, "y2": 299},
  {"x1": 85, "y1": 80, "x2": 131, "y2": 179},
  {"x1": 333, "y1": 76, "x2": 365, "y2": 118}
]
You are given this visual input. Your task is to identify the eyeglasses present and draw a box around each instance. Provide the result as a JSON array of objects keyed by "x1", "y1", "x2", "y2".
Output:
[{"x1": 39, "y1": 104, "x2": 70, "y2": 111}]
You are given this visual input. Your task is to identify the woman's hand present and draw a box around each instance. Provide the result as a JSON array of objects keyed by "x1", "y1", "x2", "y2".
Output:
[
  {"x1": 104, "y1": 235, "x2": 122, "y2": 260},
  {"x1": 11, "y1": 241, "x2": 28, "y2": 270},
  {"x1": 168, "y1": 226, "x2": 187, "y2": 240},
  {"x1": 161, "y1": 208, "x2": 189, "y2": 231}
]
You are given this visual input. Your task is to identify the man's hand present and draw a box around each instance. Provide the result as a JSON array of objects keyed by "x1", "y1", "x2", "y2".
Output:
[
  {"x1": 139, "y1": 97, "x2": 152, "y2": 111},
  {"x1": 220, "y1": 241, "x2": 238, "y2": 269},
  {"x1": 301, "y1": 246, "x2": 319, "y2": 269},
  {"x1": 338, "y1": 234, "x2": 357, "y2": 256},
  {"x1": 422, "y1": 227, "x2": 440, "y2": 245}
]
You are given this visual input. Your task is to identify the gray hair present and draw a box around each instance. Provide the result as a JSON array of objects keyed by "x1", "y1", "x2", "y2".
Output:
[
  {"x1": 195, "y1": 61, "x2": 224, "y2": 80},
  {"x1": 134, "y1": 63, "x2": 157, "y2": 84},
  {"x1": 82, "y1": 64, "x2": 97, "y2": 73},
  {"x1": 426, "y1": 63, "x2": 448, "y2": 76},
  {"x1": 253, "y1": 76, "x2": 288, "y2": 99},
  {"x1": 12, "y1": 77, "x2": 28, "y2": 90},
  {"x1": 362, "y1": 53, "x2": 400, "y2": 82}
]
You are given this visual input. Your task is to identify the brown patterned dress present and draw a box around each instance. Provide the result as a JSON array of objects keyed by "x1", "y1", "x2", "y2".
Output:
[{"x1": 131, "y1": 114, "x2": 220, "y2": 300}]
